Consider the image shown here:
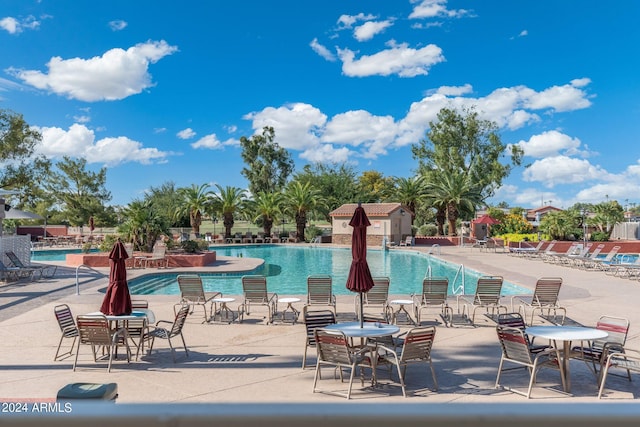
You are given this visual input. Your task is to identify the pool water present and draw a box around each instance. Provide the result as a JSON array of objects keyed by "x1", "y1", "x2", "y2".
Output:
[
  {"x1": 31, "y1": 248, "x2": 99, "y2": 261},
  {"x1": 124, "y1": 245, "x2": 529, "y2": 297}
]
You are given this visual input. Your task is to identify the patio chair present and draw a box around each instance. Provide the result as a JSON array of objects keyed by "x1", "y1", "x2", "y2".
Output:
[
  {"x1": 496, "y1": 313, "x2": 551, "y2": 354},
  {"x1": 54, "y1": 304, "x2": 79, "y2": 361},
  {"x1": 138, "y1": 304, "x2": 190, "y2": 362},
  {"x1": 287, "y1": 231, "x2": 298, "y2": 243},
  {"x1": 302, "y1": 307, "x2": 336, "y2": 369},
  {"x1": 458, "y1": 276, "x2": 507, "y2": 325},
  {"x1": 312, "y1": 328, "x2": 372, "y2": 399},
  {"x1": 508, "y1": 240, "x2": 544, "y2": 257},
  {"x1": 375, "y1": 326, "x2": 438, "y2": 397},
  {"x1": 240, "y1": 275, "x2": 278, "y2": 324},
  {"x1": 176, "y1": 274, "x2": 222, "y2": 322},
  {"x1": 270, "y1": 233, "x2": 281, "y2": 243},
  {"x1": 568, "y1": 244, "x2": 605, "y2": 269},
  {"x1": 356, "y1": 276, "x2": 390, "y2": 320},
  {"x1": 142, "y1": 243, "x2": 168, "y2": 268},
  {"x1": 399, "y1": 236, "x2": 413, "y2": 247},
  {"x1": 515, "y1": 277, "x2": 566, "y2": 326},
  {"x1": 585, "y1": 245, "x2": 621, "y2": 271},
  {"x1": 495, "y1": 325, "x2": 566, "y2": 398},
  {"x1": 0, "y1": 258, "x2": 34, "y2": 282},
  {"x1": 233, "y1": 232, "x2": 243, "y2": 243},
  {"x1": 242, "y1": 231, "x2": 254, "y2": 243},
  {"x1": 570, "y1": 315, "x2": 630, "y2": 378},
  {"x1": 411, "y1": 277, "x2": 453, "y2": 327},
  {"x1": 598, "y1": 349, "x2": 640, "y2": 398},
  {"x1": 5, "y1": 250, "x2": 57, "y2": 279},
  {"x1": 255, "y1": 232, "x2": 265, "y2": 243},
  {"x1": 306, "y1": 275, "x2": 336, "y2": 314},
  {"x1": 125, "y1": 300, "x2": 155, "y2": 356},
  {"x1": 73, "y1": 314, "x2": 130, "y2": 372}
]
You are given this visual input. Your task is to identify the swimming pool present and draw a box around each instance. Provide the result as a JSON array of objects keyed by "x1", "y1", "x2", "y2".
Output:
[
  {"x1": 126, "y1": 245, "x2": 530, "y2": 297},
  {"x1": 31, "y1": 248, "x2": 98, "y2": 261}
]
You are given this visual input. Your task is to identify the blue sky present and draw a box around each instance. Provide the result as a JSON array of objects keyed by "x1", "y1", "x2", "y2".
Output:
[{"x1": 1, "y1": 1, "x2": 639, "y2": 210}]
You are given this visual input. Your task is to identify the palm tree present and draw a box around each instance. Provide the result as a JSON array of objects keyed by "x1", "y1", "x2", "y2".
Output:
[
  {"x1": 174, "y1": 183, "x2": 213, "y2": 237},
  {"x1": 284, "y1": 181, "x2": 322, "y2": 242},
  {"x1": 119, "y1": 199, "x2": 170, "y2": 251},
  {"x1": 426, "y1": 172, "x2": 484, "y2": 236},
  {"x1": 251, "y1": 191, "x2": 283, "y2": 236},
  {"x1": 393, "y1": 176, "x2": 426, "y2": 225},
  {"x1": 211, "y1": 185, "x2": 247, "y2": 239}
]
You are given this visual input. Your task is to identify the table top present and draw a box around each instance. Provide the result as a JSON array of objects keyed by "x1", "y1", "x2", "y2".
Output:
[
  {"x1": 526, "y1": 325, "x2": 609, "y2": 341},
  {"x1": 279, "y1": 297, "x2": 301, "y2": 303},
  {"x1": 390, "y1": 299, "x2": 414, "y2": 305},
  {"x1": 85, "y1": 310, "x2": 146, "y2": 321},
  {"x1": 325, "y1": 321, "x2": 400, "y2": 338},
  {"x1": 213, "y1": 297, "x2": 235, "y2": 303}
]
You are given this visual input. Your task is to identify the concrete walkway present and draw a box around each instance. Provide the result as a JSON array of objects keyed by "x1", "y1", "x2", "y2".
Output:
[{"x1": 1, "y1": 246, "x2": 639, "y2": 405}]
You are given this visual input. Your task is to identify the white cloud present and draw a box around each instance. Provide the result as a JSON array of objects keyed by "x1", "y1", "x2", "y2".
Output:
[
  {"x1": 409, "y1": 0, "x2": 471, "y2": 19},
  {"x1": 310, "y1": 38, "x2": 336, "y2": 61},
  {"x1": 435, "y1": 84, "x2": 473, "y2": 96},
  {"x1": 191, "y1": 133, "x2": 233, "y2": 149},
  {"x1": 36, "y1": 123, "x2": 171, "y2": 166},
  {"x1": 9, "y1": 40, "x2": 178, "y2": 102},
  {"x1": 338, "y1": 41, "x2": 444, "y2": 77},
  {"x1": 73, "y1": 115, "x2": 91, "y2": 124},
  {"x1": 109, "y1": 20, "x2": 128, "y2": 31},
  {"x1": 523, "y1": 79, "x2": 592, "y2": 112},
  {"x1": 519, "y1": 30, "x2": 528, "y2": 37},
  {"x1": 177, "y1": 128, "x2": 196, "y2": 139},
  {"x1": 0, "y1": 15, "x2": 40, "y2": 34},
  {"x1": 300, "y1": 144, "x2": 354, "y2": 163},
  {"x1": 323, "y1": 110, "x2": 398, "y2": 158},
  {"x1": 515, "y1": 130, "x2": 583, "y2": 158},
  {"x1": 353, "y1": 20, "x2": 393, "y2": 42},
  {"x1": 244, "y1": 103, "x2": 327, "y2": 150},
  {"x1": 337, "y1": 13, "x2": 376, "y2": 29},
  {"x1": 522, "y1": 156, "x2": 606, "y2": 187}
]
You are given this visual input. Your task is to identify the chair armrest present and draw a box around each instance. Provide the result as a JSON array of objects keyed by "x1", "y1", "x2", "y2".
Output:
[{"x1": 155, "y1": 320, "x2": 172, "y2": 327}]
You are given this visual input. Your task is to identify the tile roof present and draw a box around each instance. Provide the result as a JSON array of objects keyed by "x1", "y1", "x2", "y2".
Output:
[{"x1": 329, "y1": 203, "x2": 411, "y2": 217}]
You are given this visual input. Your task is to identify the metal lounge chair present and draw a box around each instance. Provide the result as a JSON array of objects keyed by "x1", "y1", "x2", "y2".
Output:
[
  {"x1": 240, "y1": 275, "x2": 278, "y2": 324},
  {"x1": 570, "y1": 315, "x2": 630, "y2": 378},
  {"x1": 143, "y1": 243, "x2": 168, "y2": 268},
  {"x1": 458, "y1": 276, "x2": 507, "y2": 325},
  {"x1": 515, "y1": 277, "x2": 566, "y2": 326},
  {"x1": 0, "y1": 258, "x2": 34, "y2": 282},
  {"x1": 54, "y1": 304, "x2": 79, "y2": 361},
  {"x1": 495, "y1": 324, "x2": 565, "y2": 398},
  {"x1": 73, "y1": 314, "x2": 130, "y2": 372},
  {"x1": 598, "y1": 349, "x2": 640, "y2": 398},
  {"x1": 301, "y1": 307, "x2": 336, "y2": 369},
  {"x1": 375, "y1": 326, "x2": 438, "y2": 397},
  {"x1": 585, "y1": 245, "x2": 621, "y2": 271},
  {"x1": 312, "y1": 328, "x2": 372, "y2": 399},
  {"x1": 356, "y1": 276, "x2": 390, "y2": 321},
  {"x1": 176, "y1": 274, "x2": 222, "y2": 322},
  {"x1": 138, "y1": 304, "x2": 190, "y2": 362},
  {"x1": 306, "y1": 275, "x2": 336, "y2": 314},
  {"x1": 411, "y1": 277, "x2": 453, "y2": 327},
  {"x1": 5, "y1": 250, "x2": 57, "y2": 279}
]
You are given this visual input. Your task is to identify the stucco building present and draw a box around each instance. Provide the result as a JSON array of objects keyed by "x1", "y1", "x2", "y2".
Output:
[{"x1": 329, "y1": 203, "x2": 413, "y2": 247}]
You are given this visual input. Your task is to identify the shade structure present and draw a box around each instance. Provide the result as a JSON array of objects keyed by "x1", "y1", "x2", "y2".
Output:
[
  {"x1": 474, "y1": 215, "x2": 500, "y2": 225},
  {"x1": 345, "y1": 204, "x2": 375, "y2": 328},
  {"x1": 4, "y1": 207, "x2": 44, "y2": 220},
  {"x1": 100, "y1": 240, "x2": 132, "y2": 316}
]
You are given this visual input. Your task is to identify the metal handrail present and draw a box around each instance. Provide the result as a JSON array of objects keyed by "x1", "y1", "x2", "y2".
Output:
[{"x1": 75, "y1": 264, "x2": 103, "y2": 295}]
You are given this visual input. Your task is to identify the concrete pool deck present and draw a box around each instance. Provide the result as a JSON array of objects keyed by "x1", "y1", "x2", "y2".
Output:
[{"x1": 1, "y1": 244, "x2": 640, "y2": 406}]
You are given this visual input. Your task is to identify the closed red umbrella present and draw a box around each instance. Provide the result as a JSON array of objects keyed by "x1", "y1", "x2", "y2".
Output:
[
  {"x1": 100, "y1": 240, "x2": 132, "y2": 316},
  {"x1": 345, "y1": 203, "x2": 375, "y2": 328}
]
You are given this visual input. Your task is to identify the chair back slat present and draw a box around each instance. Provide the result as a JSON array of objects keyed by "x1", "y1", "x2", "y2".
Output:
[
  {"x1": 474, "y1": 276, "x2": 503, "y2": 305},
  {"x1": 532, "y1": 277, "x2": 562, "y2": 306},
  {"x1": 54, "y1": 304, "x2": 78, "y2": 337},
  {"x1": 170, "y1": 305, "x2": 190, "y2": 337},
  {"x1": 178, "y1": 275, "x2": 207, "y2": 303},
  {"x1": 497, "y1": 312, "x2": 526, "y2": 330},
  {"x1": 242, "y1": 275, "x2": 269, "y2": 303},
  {"x1": 363, "y1": 277, "x2": 389, "y2": 305},
  {"x1": 304, "y1": 309, "x2": 336, "y2": 342},
  {"x1": 421, "y1": 277, "x2": 448, "y2": 305},
  {"x1": 400, "y1": 326, "x2": 436, "y2": 363},
  {"x1": 315, "y1": 329, "x2": 353, "y2": 365},
  {"x1": 76, "y1": 315, "x2": 113, "y2": 345},
  {"x1": 307, "y1": 275, "x2": 333, "y2": 305},
  {"x1": 595, "y1": 315, "x2": 630, "y2": 347},
  {"x1": 496, "y1": 325, "x2": 534, "y2": 364}
]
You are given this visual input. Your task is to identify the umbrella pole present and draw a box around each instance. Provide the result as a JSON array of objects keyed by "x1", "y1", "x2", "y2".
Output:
[{"x1": 360, "y1": 292, "x2": 364, "y2": 328}]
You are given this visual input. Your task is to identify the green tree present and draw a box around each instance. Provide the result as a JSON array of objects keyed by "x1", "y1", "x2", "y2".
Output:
[
  {"x1": 284, "y1": 181, "x2": 323, "y2": 242},
  {"x1": 174, "y1": 184, "x2": 214, "y2": 236},
  {"x1": 425, "y1": 172, "x2": 484, "y2": 236},
  {"x1": 239, "y1": 126, "x2": 294, "y2": 195},
  {"x1": 590, "y1": 200, "x2": 624, "y2": 237},
  {"x1": 250, "y1": 191, "x2": 283, "y2": 236},
  {"x1": 119, "y1": 199, "x2": 170, "y2": 251},
  {"x1": 211, "y1": 185, "x2": 247, "y2": 239},
  {"x1": 0, "y1": 109, "x2": 52, "y2": 209},
  {"x1": 390, "y1": 176, "x2": 426, "y2": 225},
  {"x1": 357, "y1": 170, "x2": 394, "y2": 203},
  {"x1": 539, "y1": 210, "x2": 579, "y2": 241},
  {"x1": 145, "y1": 181, "x2": 187, "y2": 227},
  {"x1": 412, "y1": 106, "x2": 524, "y2": 218},
  {"x1": 294, "y1": 163, "x2": 359, "y2": 221},
  {"x1": 45, "y1": 156, "x2": 111, "y2": 227}
]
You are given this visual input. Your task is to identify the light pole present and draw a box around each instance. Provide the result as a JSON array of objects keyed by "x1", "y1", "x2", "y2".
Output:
[{"x1": 581, "y1": 208, "x2": 588, "y2": 246}]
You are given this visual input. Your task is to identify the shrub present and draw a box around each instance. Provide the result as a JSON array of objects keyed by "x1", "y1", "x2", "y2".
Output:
[
  {"x1": 417, "y1": 224, "x2": 438, "y2": 236},
  {"x1": 590, "y1": 231, "x2": 609, "y2": 242}
]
